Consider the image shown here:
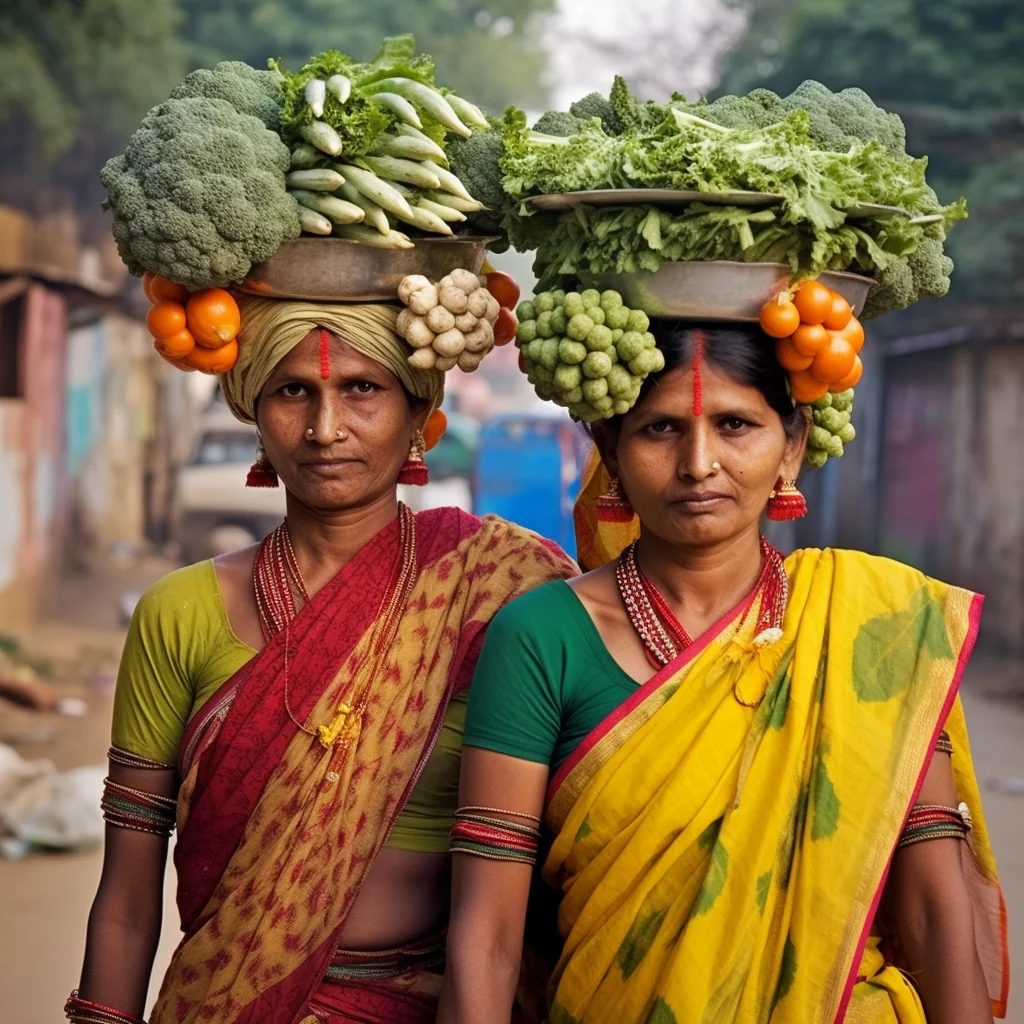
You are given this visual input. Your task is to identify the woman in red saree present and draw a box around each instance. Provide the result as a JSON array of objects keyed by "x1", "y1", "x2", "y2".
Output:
[{"x1": 72, "y1": 298, "x2": 576, "y2": 1024}]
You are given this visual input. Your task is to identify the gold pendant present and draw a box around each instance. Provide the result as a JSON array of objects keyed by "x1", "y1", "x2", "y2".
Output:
[{"x1": 317, "y1": 701, "x2": 354, "y2": 749}]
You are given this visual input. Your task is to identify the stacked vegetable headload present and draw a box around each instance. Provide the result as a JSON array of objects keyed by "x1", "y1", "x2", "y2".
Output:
[
  {"x1": 101, "y1": 36, "x2": 494, "y2": 293},
  {"x1": 491, "y1": 77, "x2": 966, "y2": 321}
]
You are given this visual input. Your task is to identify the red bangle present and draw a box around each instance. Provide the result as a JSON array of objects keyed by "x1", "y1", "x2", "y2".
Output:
[{"x1": 65, "y1": 990, "x2": 146, "y2": 1024}]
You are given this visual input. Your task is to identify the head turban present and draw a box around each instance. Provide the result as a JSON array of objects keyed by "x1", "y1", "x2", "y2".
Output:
[{"x1": 220, "y1": 297, "x2": 445, "y2": 424}]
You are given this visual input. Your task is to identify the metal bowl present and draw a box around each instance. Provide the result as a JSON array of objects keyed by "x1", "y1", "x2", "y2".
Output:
[
  {"x1": 593, "y1": 261, "x2": 875, "y2": 321},
  {"x1": 236, "y1": 236, "x2": 500, "y2": 301}
]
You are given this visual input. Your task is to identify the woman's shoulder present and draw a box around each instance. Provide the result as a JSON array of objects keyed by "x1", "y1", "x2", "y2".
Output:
[
  {"x1": 132, "y1": 560, "x2": 219, "y2": 625},
  {"x1": 490, "y1": 579, "x2": 577, "y2": 640}
]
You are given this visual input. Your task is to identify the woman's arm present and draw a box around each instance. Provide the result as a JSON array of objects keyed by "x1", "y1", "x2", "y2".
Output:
[
  {"x1": 438, "y1": 748, "x2": 549, "y2": 1024},
  {"x1": 888, "y1": 748, "x2": 992, "y2": 1024},
  {"x1": 77, "y1": 762, "x2": 177, "y2": 1018}
]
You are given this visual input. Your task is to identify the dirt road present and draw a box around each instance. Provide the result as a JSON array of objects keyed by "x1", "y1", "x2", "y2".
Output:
[{"x1": 1, "y1": 568, "x2": 1022, "y2": 1022}]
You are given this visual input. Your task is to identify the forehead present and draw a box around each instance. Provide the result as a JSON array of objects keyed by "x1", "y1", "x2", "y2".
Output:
[
  {"x1": 271, "y1": 329, "x2": 395, "y2": 380},
  {"x1": 634, "y1": 361, "x2": 773, "y2": 417}
]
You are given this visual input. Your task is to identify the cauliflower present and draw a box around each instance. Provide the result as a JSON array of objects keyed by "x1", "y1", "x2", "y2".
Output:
[
  {"x1": 170, "y1": 60, "x2": 284, "y2": 131},
  {"x1": 101, "y1": 96, "x2": 300, "y2": 288}
]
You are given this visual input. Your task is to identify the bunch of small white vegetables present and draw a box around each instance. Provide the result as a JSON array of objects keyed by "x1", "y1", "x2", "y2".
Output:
[
  {"x1": 396, "y1": 270, "x2": 501, "y2": 371},
  {"x1": 275, "y1": 39, "x2": 490, "y2": 248}
]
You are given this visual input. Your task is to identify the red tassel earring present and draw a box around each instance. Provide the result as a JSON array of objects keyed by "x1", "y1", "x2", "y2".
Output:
[
  {"x1": 398, "y1": 431, "x2": 429, "y2": 486},
  {"x1": 246, "y1": 435, "x2": 278, "y2": 488},
  {"x1": 766, "y1": 479, "x2": 807, "y2": 521},
  {"x1": 597, "y1": 477, "x2": 635, "y2": 523}
]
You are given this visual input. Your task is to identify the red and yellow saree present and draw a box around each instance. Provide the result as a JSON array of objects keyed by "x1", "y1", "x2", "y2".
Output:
[
  {"x1": 540, "y1": 545, "x2": 1008, "y2": 1023},
  {"x1": 150, "y1": 507, "x2": 575, "y2": 1024}
]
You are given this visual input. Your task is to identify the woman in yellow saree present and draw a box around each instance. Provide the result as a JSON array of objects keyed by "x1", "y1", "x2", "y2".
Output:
[{"x1": 440, "y1": 322, "x2": 1008, "y2": 1024}]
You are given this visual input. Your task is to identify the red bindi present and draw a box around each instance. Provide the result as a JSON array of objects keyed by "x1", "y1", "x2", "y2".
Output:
[
  {"x1": 691, "y1": 329, "x2": 705, "y2": 416},
  {"x1": 319, "y1": 327, "x2": 330, "y2": 380}
]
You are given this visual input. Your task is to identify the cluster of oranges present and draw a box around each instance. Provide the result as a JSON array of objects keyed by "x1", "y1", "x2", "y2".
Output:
[
  {"x1": 143, "y1": 272, "x2": 241, "y2": 374},
  {"x1": 759, "y1": 280, "x2": 864, "y2": 404}
]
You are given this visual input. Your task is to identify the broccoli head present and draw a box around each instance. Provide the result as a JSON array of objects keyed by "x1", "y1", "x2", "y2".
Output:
[
  {"x1": 861, "y1": 237, "x2": 953, "y2": 319},
  {"x1": 532, "y1": 110, "x2": 587, "y2": 138},
  {"x1": 101, "y1": 96, "x2": 300, "y2": 288},
  {"x1": 569, "y1": 92, "x2": 623, "y2": 135},
  {"x1": 445, "y1": 121, "x2": 509, "y2": 251},
  {"x1": 170, "y1": 60, "x2": 283, "y2": 132},
  {"x1": 698, "y1": 88, "x2": 789, "y2": 131}
]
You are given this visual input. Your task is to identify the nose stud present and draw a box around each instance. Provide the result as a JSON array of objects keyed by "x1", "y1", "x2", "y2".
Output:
[
  {"x1": 336, "y1": 428, "x2": 348, "y2": 440},
  {"x1": 712, "y1": 461, "x2": 721, "y2": 471},
  {"x1": 305, "y1": 428, "x2": 314, "y2": 438}
]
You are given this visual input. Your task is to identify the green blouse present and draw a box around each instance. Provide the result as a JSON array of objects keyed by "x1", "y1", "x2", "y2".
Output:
[
  {"x1": 462, "y1": 580, "x2": 639, "y2": 773},
  {"x1": 112, "y1": 560, "x2": 467, "y2": 853}
]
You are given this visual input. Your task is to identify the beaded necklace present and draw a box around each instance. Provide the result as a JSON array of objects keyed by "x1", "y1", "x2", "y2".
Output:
[
  {"x1": 252, "y1": 504, "x2": 419, "y2": 748},
  {"x1": 616, "y1": 537, "x2": 789, "y2": 683}
]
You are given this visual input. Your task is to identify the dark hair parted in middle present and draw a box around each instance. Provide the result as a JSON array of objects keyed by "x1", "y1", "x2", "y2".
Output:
[{"x1": 607, "y1": 321, "x2": 806, "y2": 439}]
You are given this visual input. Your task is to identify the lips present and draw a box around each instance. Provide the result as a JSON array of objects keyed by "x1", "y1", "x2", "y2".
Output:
[
  {"x1": 302, "y1": 458, "x2": 360, "y2": 474},
  {"x1": 673, "y1": 492, "x2": 730, "y2": 510}
]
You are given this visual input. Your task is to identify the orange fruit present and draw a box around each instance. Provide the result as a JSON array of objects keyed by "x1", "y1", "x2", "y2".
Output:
[
  {"x1": 186, "y1": 339, "x2": 239, "y2": 373},
  {"x1": 830, "y1": 355, "x2": 863, "y2": 392},
  {"x1": 790, "y1": 322, "x2": 829, "y2": 357},
  {"x1": 833, "y1": 315, "x2": 865, "y2": 353},
  {"x1": 154, "y1": 341, "x2": 196, "y2": 372},
  {"x1": 149, "y1": 275, "x2": 189, "y2": 303},
  {"x1": 793, "y1": 281, "x2": 834, "y2": 325},
  {"x1": 759, "y1": 299, "x2": 801, "y2": 339},
  {"x1": 142, "y1": 271, "x2": 157, "y2": 302},
  {"x1": 789, "y1": 368, "x2": 830, "y2": 405},
  {"x1": 187, "y1": 288, "x2": 241, "y2": 349},
  {"x1": 423, "y1": 409, "x2": 449, "y2": 451},
  {"x1": 775, "y1": 337, "x2": 813, "y2": 372},
  {"x1": 155, "y1": 327, "x2": 196, "y2": 358},
  {"x1": 823, "y1": 293, "x2": 853, "y2": 331},
  {"x1": 811, "y1": 337, "x2": 857, "y2": 384},
  {"x1": 146, "y1": 299, "x2": 187, "y2": 340}
]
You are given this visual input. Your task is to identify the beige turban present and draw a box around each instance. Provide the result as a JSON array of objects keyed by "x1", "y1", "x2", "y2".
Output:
[{"x1": 221, "y1": 297, "x2": 445, "y2": 424}]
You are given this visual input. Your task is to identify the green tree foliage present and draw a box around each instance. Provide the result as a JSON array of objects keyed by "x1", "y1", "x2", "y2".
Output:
[
  {"x1": 175, "y1": 0, "x2": 554, "y2": 113},
  {"x1": 716, "y1": 0, "x2": 1024, "y2": 302}
]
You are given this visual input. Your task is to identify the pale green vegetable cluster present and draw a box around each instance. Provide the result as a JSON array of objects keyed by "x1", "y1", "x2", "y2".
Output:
[
  {"x1": 515, "y1": 289, "x2": 665, "y2": 421},
  {"x1": 805, "y1": 389, "x2": 856, "y2": 468}
]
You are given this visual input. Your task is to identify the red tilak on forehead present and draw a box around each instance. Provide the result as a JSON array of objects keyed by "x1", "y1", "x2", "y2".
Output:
[
  {"x1": 319, "y1": 328, "x2": 330, "y2": 379},
  {"x1": 691, "y1": 329, "x2": 705, "y2": 416}
]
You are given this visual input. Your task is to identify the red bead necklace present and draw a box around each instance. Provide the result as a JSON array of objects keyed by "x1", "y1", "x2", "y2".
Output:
[{"x1": 616, "y1": 537, "x2": 789, "y2": 671}]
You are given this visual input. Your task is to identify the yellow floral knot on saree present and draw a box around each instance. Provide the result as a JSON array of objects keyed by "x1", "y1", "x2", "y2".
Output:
[{"x1": 542, "y1": 548, "x2": 1006, "y2": 1023}]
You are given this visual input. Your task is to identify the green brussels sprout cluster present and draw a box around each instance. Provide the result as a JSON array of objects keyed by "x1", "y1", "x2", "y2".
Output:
[
  {"x1": 805, "y1": 389, "x2": 856, "y2": 468},
  {"x1": 514, "y1": 288, "x2": 665, "y2": 422}
]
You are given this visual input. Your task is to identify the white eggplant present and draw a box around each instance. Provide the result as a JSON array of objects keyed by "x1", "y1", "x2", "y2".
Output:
[
  {"x1": 368, "y1": 93, "x2": 423, "y2": 129},
  {"x1": 305, "y1": 79, "x2": 326, "y2": 118},
  {"x1": 361, "y1": 155, "x2": 441, "y2": 190},
  {"x1": 291, "y1": 190, "x2": 365, "y2": 225},
  {"x1": 334, "y1": 164, "x2": 415, "y2": 220},
  {"x1": 326, "y1": 74, "x2": 352, "y2": 104},
  {"x1": 298, "y1": 120, "x2": 343, "y2": 156}
]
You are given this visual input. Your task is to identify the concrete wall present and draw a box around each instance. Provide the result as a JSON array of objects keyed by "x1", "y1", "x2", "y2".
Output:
[{"x1": 0, "y1": 283, "x2": 67, "y2": 628}]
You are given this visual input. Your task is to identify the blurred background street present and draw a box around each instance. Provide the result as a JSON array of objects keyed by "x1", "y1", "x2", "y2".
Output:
[{"x1": 1, "y1": 0, "x2": 1022, "y2": 1020}]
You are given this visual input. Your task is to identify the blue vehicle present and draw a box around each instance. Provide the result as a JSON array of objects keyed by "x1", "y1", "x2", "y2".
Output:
[{"x1": 474, "y1": 412, "x2": 588, "y2": 558}]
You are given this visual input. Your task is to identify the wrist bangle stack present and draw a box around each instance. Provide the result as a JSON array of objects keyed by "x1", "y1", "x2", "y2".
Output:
[{"x1": 65, "y1": 990, "x2": 146, "y2": 1024}]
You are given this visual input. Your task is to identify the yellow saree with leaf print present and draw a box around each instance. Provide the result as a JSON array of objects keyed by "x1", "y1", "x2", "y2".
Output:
[{"x1": 544, "y1": 462, "x2": 1008, "y2": 1023}]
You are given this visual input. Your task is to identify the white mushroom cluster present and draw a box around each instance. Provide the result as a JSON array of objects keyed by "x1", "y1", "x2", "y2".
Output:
[{"x1": 396, "y1": 270, "x2": 501, "y2": 372}]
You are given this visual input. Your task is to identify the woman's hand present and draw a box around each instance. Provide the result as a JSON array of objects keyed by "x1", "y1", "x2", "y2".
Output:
[
  {"x1": 889, "y1": 749, "x2": 993, "y2": 1024},
  {"x1": 78, "y1": 762, "x2": 176, "y2": 1018},
  {"x1": 438, "y1": 748, "x2": 549, "y2": 1024}
]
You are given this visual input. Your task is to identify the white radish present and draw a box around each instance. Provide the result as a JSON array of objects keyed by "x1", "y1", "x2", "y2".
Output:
[
  {"x1": 363, "y1": 78, "x2": 471, "y2": 137},
  {"x1": 290, "y1": 144, "x2": 320, "y2": 169},
  {"x1": 299, "y1": 121, "x2": 343, "y2": 156},
  {"x1": 305, "y1": 79, "x2": 326, "y2": 118},
  {"x1": 326, "y1": 74, "x2": 352, "y2": 104},
  {"x1": 430, "y1": 166, "x2": 477, "y2": 203},
  {"x1": 291, "y1": 190, "x2": 364, "y2": 224},
  {"x1": 297, "y1": 207, "x2": 333, "y2": 235},
  {"x1": 286, "y1": 168, "x2": 345, "y2": 191},
  {"x1": 445, "y1": 94, "x2": 490, "y2": 130},
  {"x1": 423, "y1": 190, "x2": 485, "y2": 214},
  {"x1": 361, "y1": 156, "x2": 441, "y2": 190},
  {"x1": 369, "y1": 93, "x2": 423, "y2": 129},
  {"x1": 396, "y1": 205, "x2": 454, "y2": 237},
  {"x1": 336, "y1": 182, "x2": 390, "y2": 235},
  {"x1": 417, "y1": 198, "x2": 466, "y2": 223},
  {"x1": 336, "y1": 164, "x2": 415, "y2": 220},
  {"x1": 382, "y1": 135, "x2": 449, "y2": 166},
  {"x1": 333, "y1": 225, "x2": 415, "y2": 249}
]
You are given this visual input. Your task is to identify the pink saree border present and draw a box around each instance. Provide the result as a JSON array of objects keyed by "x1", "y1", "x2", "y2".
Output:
[{"x1": 833, "y1": 591, "x2": 988, "y2": 1023}]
